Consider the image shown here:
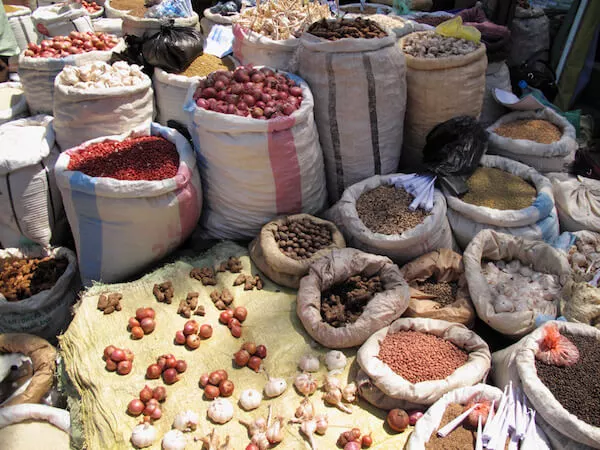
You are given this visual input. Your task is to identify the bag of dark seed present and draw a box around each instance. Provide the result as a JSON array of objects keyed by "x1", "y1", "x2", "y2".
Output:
[
  {"x1": 296, "y1": 247, "x2": 410, "y2": 348},
  {"x1": 399, "y1": 248, "x2": 476, "y2": 327},
  {"x1": 491, "y1": 321, "x2": 600, "y2": 449},
  {"x1": 248, "y1": 214, "x2": 346, "y2": 289}
]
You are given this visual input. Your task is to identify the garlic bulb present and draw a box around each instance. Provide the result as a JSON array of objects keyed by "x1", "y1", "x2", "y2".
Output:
[
  {"x1": 240, "y1": 417, "x2": 267, "y2": 436},
  {"x1": 299, "y1": 354, "x2": 320, "y2": 372},
  {"x1": 342, "y1": 382, "x2": 357, "y2": 403},
  {"x1": 264, "y1": 377, "x2": 287, "y2": 398},
  {"x1": 251, "y1": 432, "x2": 270, "y2": 450},
  {"x1": 294, "y1": 373, "x2": 318, "y2": 396},
  {"x1": 315, "y1": 415, "x2": 328, "y2": 435},
  {"x1": 295, "y1": 398, "x2": 314, "y2": 419},
  {"x1": 324, "y1": 350, "x2": 347, "y2": 371},
  {"x1": 162, "y1": 429, "x2": 187, "y2": 450},
  {"x1": 208, "y1": 398, "x2": 234, "y2": 424},
  {"x1": 172, "y1": 410, "x2": 199, "y2": 432},
  {"x1": 131, "y1": 423, "x2": 158, "y2": 449},
  {"x1": 323, "y1": 374, "x2": 341, "y2": 392},
  {"x1": 266, "y1": 416, "x2": 285, "y2": 444},
  {"x1": 239, "y1": 389, "x2": 262, "y2": 411}
]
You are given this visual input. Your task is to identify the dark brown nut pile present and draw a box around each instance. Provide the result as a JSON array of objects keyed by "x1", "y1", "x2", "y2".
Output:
[
  {"x1": 210, "y1": 288, "x2": 234, "y2": 310},
  {"x1": 217, "y1": 257, "x2": 243, "y2": 274},
  {"x1": 178, "y1": 292, "x2": 201, "y2": 318},
  {"x1": 233, "y1": 274, "x2": 264, "y2": 291},
  {"x1": 153, "y1": 281, "x2": 174, "y2": 304},
  {"x1": 190, "y1": 267, "x2": 217, "y2": 285},
  {"x1": 414, "y1": 279, "x2": 458, "y2": 307},
  {"x1": 412, "y1": 15, "x2": 454, "y2": 26},
  {"x1": 0, "y1": 257, "x2": 68, "y2": 302},
  {"x1": 321, "y1": 274, "x2": 383, "y2": 327},
  {"x1": 97, "y1": 293, "x2": 123, "y2": 314},
  {"x1": 307, "y1": 17, "x2": 387, "y2": 40},
  {"x1": 274, "y1": 218, "x2": 334, "y2": 260},
  {"x1": 402, "y1": 31, "x2": 479, "y2": 58}
]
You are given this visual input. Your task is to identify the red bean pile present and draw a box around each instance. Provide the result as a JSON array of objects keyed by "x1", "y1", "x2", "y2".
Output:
[
  {"x1": 192, "y1": 65, "x2": 303, "y2": 119},
  {"x1": 378, "y1": 331, "x2": 468, "y2": 383},
  {"x1": 67, "y1": 136, "x2": 179, "y2": 181},
  {"x1": 24, "y1": 32, "x2": 118, "y2": 58}
]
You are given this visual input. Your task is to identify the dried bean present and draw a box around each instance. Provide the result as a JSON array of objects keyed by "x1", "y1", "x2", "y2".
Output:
[
  {"x1": 274, "y1": 218, "x2": 333, "y2": 260},
  {"x1": 180, "y1": 54, "x2": 235, "y2": 77},
  {"x1": 415, "y1": 279, "x2": 458, "y2": 307}
]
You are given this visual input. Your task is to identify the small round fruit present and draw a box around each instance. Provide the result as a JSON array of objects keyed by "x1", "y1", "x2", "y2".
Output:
[
  {"x1": 117, "y1": 360, "x2": 132, "y2": 375},
  {"x1": 204, "y1": 384, "x2": 220, "y2": 400}
]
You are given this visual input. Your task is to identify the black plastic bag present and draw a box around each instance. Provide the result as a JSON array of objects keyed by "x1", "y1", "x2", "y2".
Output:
[
  {"x1": 142, "y1": 25, "x2": 204, "y2": 73},
  {"x1": 109, "y1": 34, "x2": 153, "y2": 76}
]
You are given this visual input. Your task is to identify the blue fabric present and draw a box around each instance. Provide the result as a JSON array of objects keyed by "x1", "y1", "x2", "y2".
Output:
[
  {"x1": 548, "y1": 231, "x2": 577, "y2": 251},
  {"x1": 538, "y1": 208, "x2": 560, "y2": 243},
  {"x1": 532, "y1": 192, "x2": 555, "y2": 219}
]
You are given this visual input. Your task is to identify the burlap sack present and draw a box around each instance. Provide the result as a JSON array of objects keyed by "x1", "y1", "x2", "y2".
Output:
[
  {"x1": 0, "y1": 333, "x2": 56, "y2": 407},
  {"x1": 297, "y1": 248, "x2": 410, "y2": 349},
  {"x1": 248, "y1": 214, "x2": 346, "y2": 289},
  {"x1": 356, "y1": 317, "x2": 491, "y2": 408},
  {"x1": 491, "y1": 321, "x2": 600, "y2": 449},
  {"x1": 561, "y1": 280, "x2": 600, "y2": 330},
  {"x1": 59, "y1": 241, "x2": 413, "y2": 449},
  {"x1": 553, "y1": 175, "x2": 600, "y2": 233},
  {"x1": 464, "y1": 229, "x2": 571, "y2": 338},
  {"x1": 399, "y1": 33, "x2": 487, "y2": 170},
  {"x1": 399, "y1": 248, "x2": 475, "y2": 326}
]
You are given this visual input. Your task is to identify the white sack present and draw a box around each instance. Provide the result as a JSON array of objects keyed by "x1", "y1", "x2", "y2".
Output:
[
  {"x1": 31, "y1": 4, "x2": 93, "y2": 38},
  {"x1": 6, "y1": 6, "x2": 38, "y2": 52},
  {"x1": 480, "y1": 60, "x2": 511, "y2": 127},
  {"x1": 201, "y1": 7, "x2": 235, "y2": 38},
  {"x1": 233, "y1": 24, "x2": 299, "y2": 71},
  {"x1": 552, "y1": 175, "x2": 600, "y2": 233},
  {"x1": 0, "y1": 82, "x2": 28, "y2": 125}
]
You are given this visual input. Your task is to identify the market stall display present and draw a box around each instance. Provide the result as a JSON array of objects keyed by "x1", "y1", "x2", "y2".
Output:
[
  {"x1": 5, "y1": 5, "x2": 38, "y2": 53},
  {"x1": 54, "y1": 123, "x2": 202, "y2": 286},
  {"x1": 0, "y1": 82, "x2": 27, "y2": 125},
  {"x1": 399, "y1": 30, "x2": 487, "y2": 171},
  {"x1": 0, "y1": 115, "x2": 69, "y2": 248},
  {"x1": 552, "y1": 176, "x2": 600, "y2": 233},
  {"x1": 185, "y1": 66, "x2": 326, "y2": 239},
  {"x1": 487, "y1": 109, "x2": 578, "y2": 173}
]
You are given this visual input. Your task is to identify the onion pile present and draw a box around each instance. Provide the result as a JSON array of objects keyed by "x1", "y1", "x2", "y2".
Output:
[
  {"x1": 192, "y1": 65, "x2": 303, "y2": 119},
  {"x1": 24, "y1": 32, "x2": 119, "y2": 58},
  {"x1": 81, "y1": 0, "x2": 102, "y2": 13}
]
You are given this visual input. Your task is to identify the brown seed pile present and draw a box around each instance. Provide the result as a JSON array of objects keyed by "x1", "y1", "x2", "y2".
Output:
[
  {"x1": 356, "y1": 185, "x2": 430, "y2": 235},
  {"x1": 461, "y1": 167, "x2": 536, "y2": 210},
  {"x1": 153, "y1": 281, "x2": 174, "y2": 304},
  {"x1": 274, "y1": 218, "x2": 333, "y2": 260},
  {"x1": 0, "y1": 257, "x2": 68, "y2": 302},
  {"x1": 109, "y1": 0, "x2": 147, "y2": 16},
  {"x1": 321, "y1": 274, "x2": 383, "y2": 327},
  {"x1": 190, "y1": 267, "x2": 217, "y2": 285},
  {"x1": 179, "y1": 54, "x2": 235, "y2": 77},
  {"x1": 217, "y1": 257, "x2": 243, "y2": 273},
  {"x1": 412, "y1": 15, "x2": 455, "y2": 27},
  {"x1": 495, "y1": 119, "x2": 562, "y2": 144},
  {"x1": 233, "y1": 274, "x2": 264, "y2": 291},
  {"x1": 425, "y1": 403, "x2": 476, "y2": 450},
  {"x1": 97, "y1": 293, "x2": 123, "y2": 314},
  {"x1": 378, "y1": 330, "x2": 468, "y2": 383},
  {"x1": 210, "y1": 288, "x2": 234, "y2": 310},
  {"x1": 307, "y1": 17, "x2": 387, "y2": 40},
  {"x1": 415, "y1": 278, "x2": 459, "y2": 307},
  {"x1": 535, "y1": 332, "x2": 600, "y2": 427}
]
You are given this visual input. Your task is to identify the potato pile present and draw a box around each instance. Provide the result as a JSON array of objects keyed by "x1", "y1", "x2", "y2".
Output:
[{"x1": 273, "y1": 218, "x2": 333, "y2": 260}]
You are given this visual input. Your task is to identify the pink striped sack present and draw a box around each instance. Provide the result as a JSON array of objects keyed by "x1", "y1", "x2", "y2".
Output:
[{"x1": 185, "y1": 72, "x2": 327, "y2": 239}]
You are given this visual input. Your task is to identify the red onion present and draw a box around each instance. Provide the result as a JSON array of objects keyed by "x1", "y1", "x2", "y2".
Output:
[
  {"x1": 117, "y1": 360, "x2": 132, "y2": 375},
  {"x1": 163, "y1": 368, "x2": 179, "y2": 385},
  {"x1": 127, "y1": 399, "x2": 144, "y2": 416},
  {"x1": 153, "y1": 386, "x2": 167, "y2": 402},
  {"x1": 255, "y1": 345, "x2": 267, "y2": 359},
  {"x1": 408, "y1": 410, "x2": 424, "y2": 426},
  {"x1": 344, "y1": 442, "x2": 361, "y2": 450},
  {"x1": 140, "y1": 318, "x2": 155, "y2": 334},
  {"x1": 175, "y1": 330, "x2": 186, "y2": 345},
  {"x1": 183, "y1": 320, "x2": 199, "y2": 336},
  {"x1": 139, "y1": 386, "x2": 153, "y2": 403}
]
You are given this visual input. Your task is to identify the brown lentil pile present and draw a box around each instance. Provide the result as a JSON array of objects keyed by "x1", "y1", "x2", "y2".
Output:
[
  {"x1": 494, "y1": 119, "x2": 562, "y2": 144},
  {"x1": 179, "y1": 54, "x2": 235, "y2": 77},
  {"x1": 321, "y1": 274, "x2": 383, "y2": 327},
  {"x1": 425, "y1": 403, "x2": 475, "y2": 450},
  {"x1": 415, "y1": 278, "x2": 459, "y2": 307},
  {"x1": 356, "y1": 185, "x2": 430, "y2": 235},
  {"x1": 307, "y1": 17, "x2": 387, "y2": 40},
  {"x1": 461, "y1": 167, "x2": 536, "y2": 210},
  {"x1": 109, "y1": 0, "x2": 147, "y2": 17},
  {"x1": 0, "y1": 257, "x2": 68, "y2": 301},
  {"x1": 378, "y1": 330, "x2": 468, "y2": 383},
  {"x1": 535, "y1": 332, "x2": 600, "y2": 427},
  {"x1": 274, "y1": 218, "x2": 333, "y2": 260}
]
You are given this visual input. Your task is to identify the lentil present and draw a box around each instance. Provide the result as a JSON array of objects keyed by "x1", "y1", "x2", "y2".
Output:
[
  {"x1": 274, "y1": 218, "x2": 333, "y2": 260},
  {"x1": 415, "y1": 278, "x2": 459, "y2": 306},
  {"x1": 0, "y1": 257, "x2": 68, "y2": 301},
  {"x1": 308, "y1": 17, "x2": 387, "y2": 40},
  {"x1": 378, "y1": 330, "x2": 468, "y2": 383},
  {"x1": 109, "y1": 0, "x2": 147, "y2": 17},
  {"x1": 494, "y1": 119, "x2": 562, "y2": 144},
  {"x1": 0, "y1": 87, "x2": 23, "y2": 109},
  {"x1": 67, "y1": 136, "x2": 179, "y2": 181},
  {"x1": 402, "y1": 31, "x2": 479, "y2": 58},
  {"x1": 179, "y1": 54, "x2": 235, "y2": 77},
  {"x1": 425, "y1": 403, "x2": 475, "y2": 450},
  {"x1": 356, "y1": 185, "x2": 430, "y2": 235},
  {"x1": 535, "y1": 332, "x2": 600, "y2": 427},
  {"x1": 321, "y1": 274, "x2": 383, "y2": 327},
  {"x1": 461, "y1": 167, "x2": 536, "y2": 210}
]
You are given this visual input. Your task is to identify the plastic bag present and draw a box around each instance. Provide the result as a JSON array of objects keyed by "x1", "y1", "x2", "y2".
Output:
[
  {"x1": 435, "y1": 16, "x2": 481, "y2": 44},
  {"x1": 146, "y1": 0, "x2": 193, "y2": 18},
  {"x1": 535, "y1": 323, "x2": 580, "y2": 367},
  {"x1": 142, "y1": 26, "x2": 203, "y2": 73}
]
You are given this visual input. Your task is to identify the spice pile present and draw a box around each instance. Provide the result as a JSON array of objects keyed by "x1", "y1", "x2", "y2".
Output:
[
  {"x1": 179, "y1": 54, "x2": 235, "y2": 77},
  {"x1": 0, "y1": 257, "x2": 68, "y2": 301},
  {"x1": 415, "y1": 278, "x2": 459, "y2": 307},
  {"x1": 356, "y1": 185, "x2": 430, "y2": 235},
  {"x1": 402, "y1": 31, "x2": 479, "y2": 57},
  {"x1": 482, "y1": 260, "x2": 561, "y2": 316},
  {"x1": 109, "y1": 0, "x2": 147, "y2": 17},
  {"x1": 307, "y1": 18, "x2": 387, "y2": 40},
  {"x1": 461, "y1": 167, "x2": 536, "y2": 210},
  {"x1": 58, "y1": 61, "x2": 146, "y2": 89},
  {"x1": 234, "y1": 0, "x2": 331, "y2": 40},
  {"x1": 24, "y1": 32, "x2": 119, "y2": 58},
  {"x1": 4, "y1": 5, "x2": 20, "y2": 13},
  {"x1": 274, "y1": 218, "x2": 333, "y2": 260},
  {"x1": 0, "y1": 86, "x2": 23, "y2": 109},
  {"x1": 377, "y1": 331, "x2": 468, "y2": 383},
  {"x1": 535, "y1": 331, "x2": 600, "y2": 427},
  {"x1": 67, "y1": 136, "x2": 180, "y2": 181},
  {"x1": 494, "y1": 119, "x2": 562, "y2": 144},
  {"x1": 568, "y1": 238, "x2": 600, "y2": 282},
  {"x1": 321, "y1": 274, "x2": 383, "y2": 327},
  {"x1": 425, "y1": 403, "x2": 475, "y2": 449}
]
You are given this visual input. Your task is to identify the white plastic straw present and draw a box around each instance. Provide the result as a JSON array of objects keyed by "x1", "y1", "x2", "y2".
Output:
[
  {"x1": 481, "y1": 399, "x2": 496, "y2": 445},
  {"x1": 475, "y1": 414, "x2": 483, "y2": 450},
  {"x1": 483, "y1": 386, "x2": 508, "y2": 444},
  {"x1": 437, "y1": 404, "x2": 479, "y2": 438}
]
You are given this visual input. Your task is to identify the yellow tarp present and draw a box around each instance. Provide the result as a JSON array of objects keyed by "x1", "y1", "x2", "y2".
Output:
[{"x1": 60, "y1": 242, "x2": 411, "y2": 449}]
